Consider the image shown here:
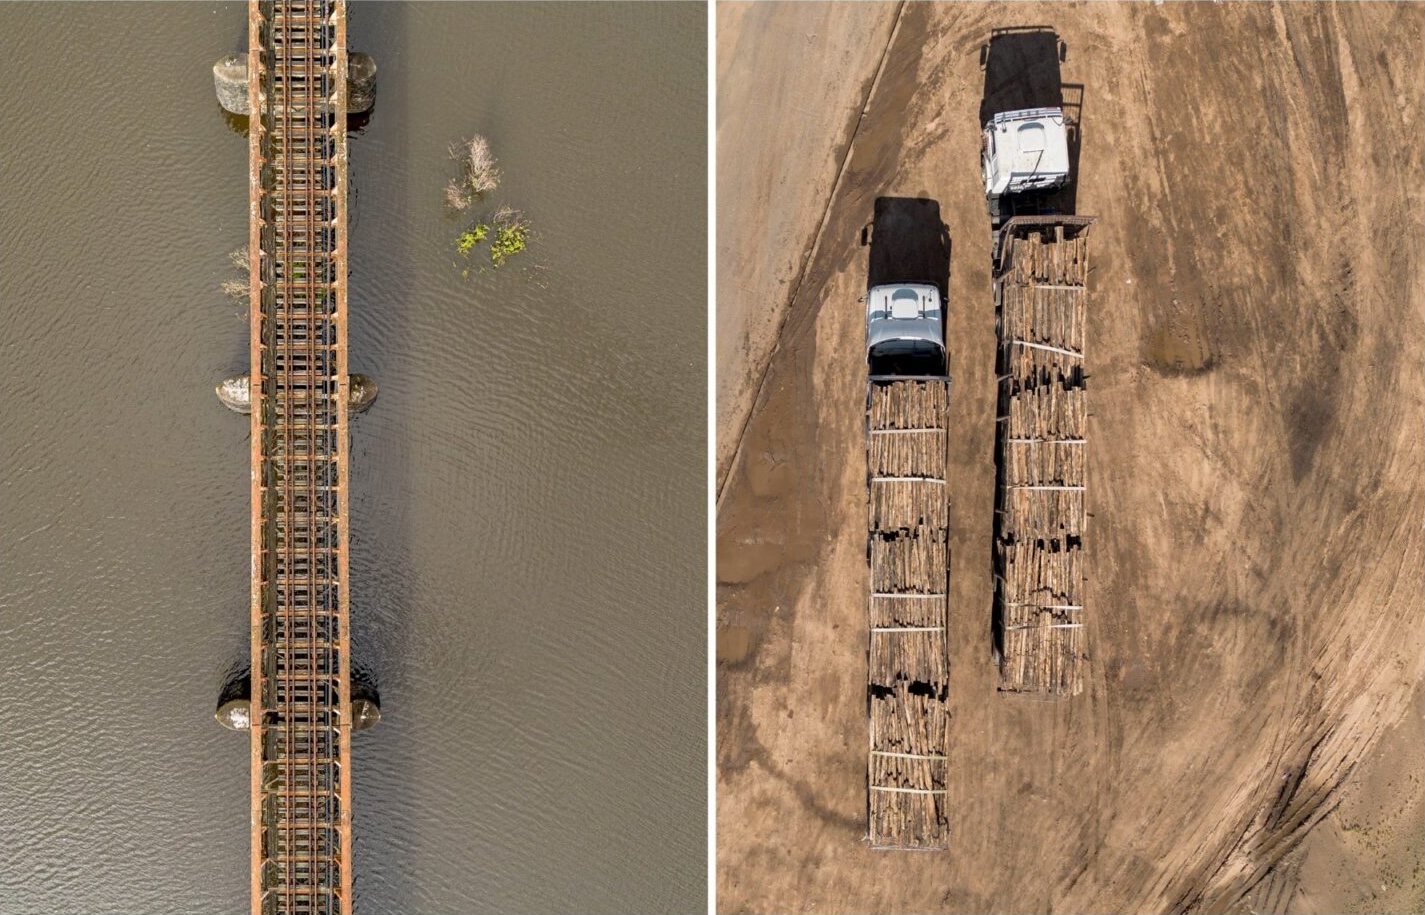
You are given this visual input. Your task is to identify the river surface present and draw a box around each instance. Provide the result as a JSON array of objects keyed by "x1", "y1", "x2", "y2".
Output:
[{"x1": 0, "y1": 4, "x2": 706, "y2": 912}]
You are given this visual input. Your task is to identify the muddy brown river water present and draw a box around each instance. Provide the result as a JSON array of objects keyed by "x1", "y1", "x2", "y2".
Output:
[{"x1": 0, "y1": 4, "x2": 706, "y2": 912}]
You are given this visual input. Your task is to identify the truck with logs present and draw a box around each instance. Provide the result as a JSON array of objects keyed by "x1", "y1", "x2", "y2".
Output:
[
  {"x1": 979, "y1": 27, "x2": 1096, "y2": 696},
  {"x1": 862, "y1": 197, "x2": 952, "y2": 850}
]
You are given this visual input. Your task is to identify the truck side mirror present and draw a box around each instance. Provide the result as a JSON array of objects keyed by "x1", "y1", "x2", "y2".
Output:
[
  {"x1": 979, "y1": 44, "x2": 988, "y2": 70},
  {"x1": 1059, "y1": 40, "x2": 1067, "y2": 63},
  {"x1": 860, "y1": 224, "x2": 872, "y2": 247}
]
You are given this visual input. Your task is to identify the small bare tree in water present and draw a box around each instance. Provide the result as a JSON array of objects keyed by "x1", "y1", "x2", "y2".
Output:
[{"x1": 445, "y1": 135, "x2": 501, "y2": 210}]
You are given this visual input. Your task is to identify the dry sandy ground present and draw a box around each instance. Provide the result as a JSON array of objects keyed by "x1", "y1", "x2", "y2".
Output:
[
  {"x1": 715, "y1": 2, "x2": 900, "y2": 489},
  {"x1": 716, "y1": 3, "x2": 1425, "y2": 913}
]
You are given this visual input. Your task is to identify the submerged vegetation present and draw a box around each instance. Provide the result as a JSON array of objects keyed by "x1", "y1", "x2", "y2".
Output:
[
  {"x1": 456, "y1": 223, "x2": 488, "y2": 256},
  {"x1": 489, "y1": 206, "x2": 530, "y2": 267},
  {"x1": 446, "y1": 134, "x2": 532, "y2": 274},
  {"x1": 222, "y1": 245, "x2": 250, "y2": 306}
]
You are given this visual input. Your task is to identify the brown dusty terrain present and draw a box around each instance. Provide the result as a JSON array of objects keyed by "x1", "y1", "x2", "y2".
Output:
[
  {"x1": 715, "y1": 2, "x2": 899, "y2": 488},
  {"x1": 715, "y1": 3, "x2": 1425, "y2": 913}
]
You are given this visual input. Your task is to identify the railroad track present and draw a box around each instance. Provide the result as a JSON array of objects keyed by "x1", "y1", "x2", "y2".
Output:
[
  {"x1": 210, "y1": 2, "x2": 373, "y2": 911},
  {"x1": 248, "y1": 2, "x2": 352, "y2": 912}
]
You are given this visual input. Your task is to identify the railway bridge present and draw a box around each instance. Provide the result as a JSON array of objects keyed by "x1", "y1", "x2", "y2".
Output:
[{"x1": 211, "y1": 3, "x2": 378, "y2": 912}]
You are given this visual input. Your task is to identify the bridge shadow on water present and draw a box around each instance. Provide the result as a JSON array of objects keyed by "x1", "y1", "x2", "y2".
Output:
[
  {"x1": 342, "y1": 2, "x2": 418, "y2": 910},
  {"x1": 978, "y1": 26, "x2": 1083, "y2": 217}
]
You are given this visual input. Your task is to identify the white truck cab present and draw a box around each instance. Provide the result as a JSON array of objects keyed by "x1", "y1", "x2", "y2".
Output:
[
  {"x1": 981, "y1": 107, "x2": 1071, "y2": 199},
  {"x1": 866, "y1": 283, "x2": 945, "y2": 373}
]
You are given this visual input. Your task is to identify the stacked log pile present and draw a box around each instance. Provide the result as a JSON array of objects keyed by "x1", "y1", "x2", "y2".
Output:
[
  {"x1": 993, "y1": 221, "x2": 1093, "y2": 696},
  {"x1": 870, "y1": 529, "x2": 948, "y2": 594},
  {"x1": 870, "y1": 479, "x2": 948, "y2": 531},
  {"x1": 865, "y1": 378, "x2": 950, "y2": 848},
  {"x1": 867, "y1": 689, "x2": 950, "y2": 846}
]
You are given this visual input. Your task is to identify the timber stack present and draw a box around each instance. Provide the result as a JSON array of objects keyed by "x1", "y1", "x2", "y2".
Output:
[
  {"x1": 992, "y1": 217, "x2": 1094, "y2": 696},
  {"x1": 866, "y1": 377, "x2": 951, "y2": 848}
]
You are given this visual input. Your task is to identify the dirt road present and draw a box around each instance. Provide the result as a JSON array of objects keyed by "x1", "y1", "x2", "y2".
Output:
[
  {"x1": 716, "y1": 3, "x2": 1424, "y2": 912},
  {"x1": 715, "y1": 2, "x2": 899, "y2": 488}
]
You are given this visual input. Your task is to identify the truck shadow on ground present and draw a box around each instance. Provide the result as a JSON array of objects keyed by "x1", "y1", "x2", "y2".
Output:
[
  {"x1": 979, "y1": 26, "x2": 1065, "y2": 123},
  {"x1": 862, "y1": 197, "x2": 951, "y2": 304},
  {"x1": 721, "y1": 695, "x2": 863, "y2": 834}
]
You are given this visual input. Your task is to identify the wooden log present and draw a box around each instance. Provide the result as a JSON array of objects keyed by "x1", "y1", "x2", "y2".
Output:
[
  {"x1": 869, "y1": 594, "x2": 947, "y2": 629},
  {"x1": 869, "y1": 629, "x2": 948, "y2": 688},
  {"x1": 868, "y1": 378, "x2": 949, "y2": 431},
  {"x1": 868, "y1": 429, "x2": 948, "y2": 480},
  {"x1": 870, "y1": 479, "x2": 949, "y2": 531}
]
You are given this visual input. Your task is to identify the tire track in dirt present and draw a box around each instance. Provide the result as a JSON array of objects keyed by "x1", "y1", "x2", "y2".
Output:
[{"x1": 1144, "y1": 6, "x2": 1423, "y2": 909}]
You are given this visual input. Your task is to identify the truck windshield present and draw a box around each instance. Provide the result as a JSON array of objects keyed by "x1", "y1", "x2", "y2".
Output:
[{"x1": 868, "y1": 340, "x2": 946, "y2": 376}]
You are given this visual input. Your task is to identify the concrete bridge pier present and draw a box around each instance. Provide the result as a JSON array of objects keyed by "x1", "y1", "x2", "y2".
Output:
[
  {"x1": 216, "y1": 667, "x2": 382, "y2": 732},
  {"x1": 346, "y1": 52, "x2": 377, "y2": 114},
  {"x1": 216, "y1": 373, "x2": 378, "y2": 414},
  {"x1": 212, "y1": 51, "x2": 377, "y2": 116}
]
